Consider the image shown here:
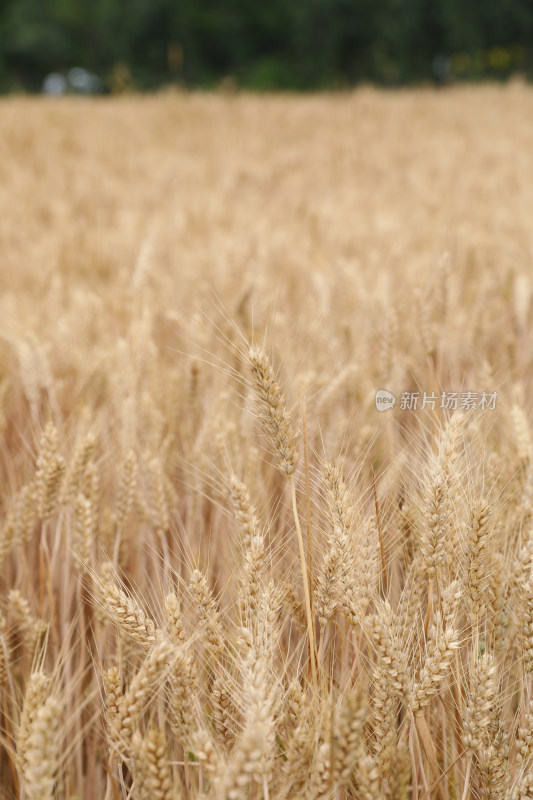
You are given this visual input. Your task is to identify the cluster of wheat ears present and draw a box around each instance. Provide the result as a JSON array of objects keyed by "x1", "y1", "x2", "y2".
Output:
[{"x1": 1, "y1": 86, "x2": 533, "y2": 799}]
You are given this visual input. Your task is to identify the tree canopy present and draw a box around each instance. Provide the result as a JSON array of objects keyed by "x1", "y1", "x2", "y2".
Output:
[{"x1": 0, "y1": 0, "x2": 531, "y2": 92}]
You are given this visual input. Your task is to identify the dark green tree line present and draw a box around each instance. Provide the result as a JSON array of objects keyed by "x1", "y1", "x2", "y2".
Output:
[{"x1": 0, "y1": 0, "x2": 532, "y2": 92}]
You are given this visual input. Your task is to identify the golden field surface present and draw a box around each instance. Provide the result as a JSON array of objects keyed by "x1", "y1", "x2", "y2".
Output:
[{"x1": 2, "y1": 85, "x2": 533, "y2": 799}]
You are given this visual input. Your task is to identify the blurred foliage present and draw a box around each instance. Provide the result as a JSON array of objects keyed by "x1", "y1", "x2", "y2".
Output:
[{"x1": 0, "y1": 0, "x2": 532, "y2": 92}]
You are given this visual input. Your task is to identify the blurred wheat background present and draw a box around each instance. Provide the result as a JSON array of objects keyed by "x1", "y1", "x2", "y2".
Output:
[{"x1": 2, "y1": 85, "x2": 533, "y2": 799}]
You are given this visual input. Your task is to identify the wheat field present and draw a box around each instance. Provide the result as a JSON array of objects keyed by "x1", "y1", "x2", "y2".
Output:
[{"x1": 2, "y1": 84, "x2": 533, "y2": 799}]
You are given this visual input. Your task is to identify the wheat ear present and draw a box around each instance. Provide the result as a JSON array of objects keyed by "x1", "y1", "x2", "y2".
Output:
[
  {"x1": 111, "y1": 638, "x2": 174, "y2": 751},
  {"x1": 16, "y1": 671, "x2": 50, "y2": 774},
  {"x1": 248, "y1": 346, "x2": 317, "y2": 684},
  {"x1": 35, "y1": 423, "x2": 65, "y2": 522},
  {"x1": 97, "y1": 561, "x2": 157, "y2": 649},
  {"x1": 248, "y1": 346, "x2": 298, "y2": 477},
  {"x1": 131, "y1": 728, "x2": 173, "y2": 800},
  {"x1": 22, "y1": 694, "x2": 61, "y2": 800},
  {"x1": 229, "y1": 473, "x2": 260, "y2": 551}
]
